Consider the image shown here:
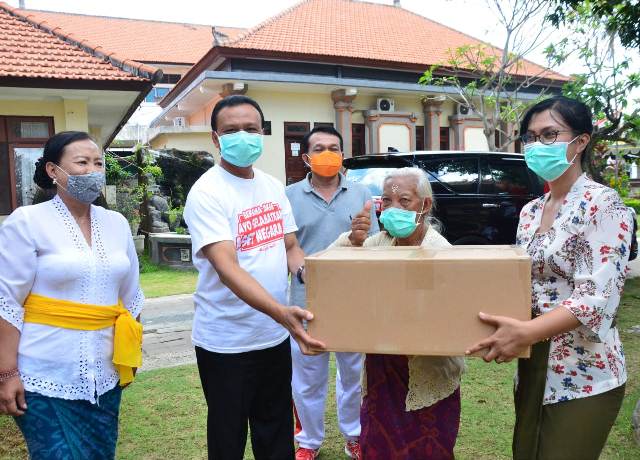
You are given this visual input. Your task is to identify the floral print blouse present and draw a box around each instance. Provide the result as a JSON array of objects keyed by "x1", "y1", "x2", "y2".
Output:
[{"x1": 516, "y1": 174, "x2": 633, "y2": 405}]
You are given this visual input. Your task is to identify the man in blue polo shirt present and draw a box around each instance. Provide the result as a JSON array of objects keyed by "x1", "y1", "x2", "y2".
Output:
[{"x1": 286, "y1": 126, "x2": 378, "y2": 460}]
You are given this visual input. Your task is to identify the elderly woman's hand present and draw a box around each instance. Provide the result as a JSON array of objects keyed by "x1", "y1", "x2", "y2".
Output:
[
  {"x1": 0, "y1": 374, "x2": 27, "y2": 416},
  {"x1": 465, "y1": 312, "x2": 534, "y2": 363},
  {"x1": 348, "y1": 201, "x2": 372, "y2": 247}
]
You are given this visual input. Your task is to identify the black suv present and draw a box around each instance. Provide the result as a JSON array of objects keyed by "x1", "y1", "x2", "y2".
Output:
[{"x1": 343, "y1": 151, "x2": 545, "y2": 245}]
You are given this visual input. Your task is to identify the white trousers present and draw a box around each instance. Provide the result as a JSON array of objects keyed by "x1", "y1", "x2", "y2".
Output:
[{"x1": 291, "y1": 337, "x2": 363, "y2": 449}]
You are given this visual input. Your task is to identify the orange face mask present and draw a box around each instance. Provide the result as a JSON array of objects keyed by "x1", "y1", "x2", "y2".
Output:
[{"x1": 309, "y1": 150, "x2": 343, "y2": 177}]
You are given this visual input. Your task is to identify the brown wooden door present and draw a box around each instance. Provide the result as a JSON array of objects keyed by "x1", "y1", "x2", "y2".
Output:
[
  {"x1": 284, "y1": 122, "x2": 310, "y2": 185},
  {"x1": 0, "y1": 116, "x2": 54, "y2": 212},
  {"x1": 440, "y1": 127, "x2": 451, "y2": 150},
  {"x1": 416, "y1": 126, "x2": 424, "y2": 151},
  {"x1": 0, "y1": 118, "x2": 11, "y2": 214},
  {"x1": 351, "y1": 123, "x2": 366, "y2": 157}
]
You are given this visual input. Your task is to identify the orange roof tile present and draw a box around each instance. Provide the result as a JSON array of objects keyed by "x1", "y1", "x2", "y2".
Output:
[
  {"x1": 21, "y1": 9, "x2": 246, "y2": 65},
  {"x1": 0, "y1": 3, "x2": 159, "y2": 82},
  {"x1": 227, "y1": 0, "x2": 567, "y2": 81}
]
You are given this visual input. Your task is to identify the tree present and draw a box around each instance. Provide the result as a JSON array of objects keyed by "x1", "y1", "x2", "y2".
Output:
[
  {"x1": 545, "y1": 4, "x2": 640, "y2": 183},
  {"x1": 420, "y1": 0, "x2": 560, "y2": 151},
  {"x1": 548, "y1": 0, "x2": 640, "y2": 51}
]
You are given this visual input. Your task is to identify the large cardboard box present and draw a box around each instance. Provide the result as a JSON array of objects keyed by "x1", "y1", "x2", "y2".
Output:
[{"x1": 306, "y1": 245, "x2": 531, "y2": 357}]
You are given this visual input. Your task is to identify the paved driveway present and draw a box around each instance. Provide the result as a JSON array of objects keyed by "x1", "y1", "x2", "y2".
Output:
[{"x1": 141, "y1": 294, "x2": 196, "y2": 371}]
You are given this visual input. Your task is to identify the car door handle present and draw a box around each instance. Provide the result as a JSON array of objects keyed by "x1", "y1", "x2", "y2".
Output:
[{"x1": 482, "y1": 203, "x2": 500, "y2": 208}]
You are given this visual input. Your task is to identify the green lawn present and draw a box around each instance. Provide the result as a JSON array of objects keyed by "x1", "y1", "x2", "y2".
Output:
[
  {"x1": 139, "y1": 268, "x2": 197, "y2": 298},
  {"x1": 2, "y1": 279, "x2": 639, "y2": 459},
  {"x1": 138, "y1": 256, "x2": 197, "y2": 298}
]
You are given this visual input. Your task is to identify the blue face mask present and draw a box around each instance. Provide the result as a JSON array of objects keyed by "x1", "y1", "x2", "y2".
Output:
[
  {"x1": 524, "y1": 137, "x2": 579, "y2": 182},
  {"x1": 379, "y1": 206, "x2": 424, "y2": 238},
  {"x1": 218, "y1": 131, "x2": 263, "y2": 167}
]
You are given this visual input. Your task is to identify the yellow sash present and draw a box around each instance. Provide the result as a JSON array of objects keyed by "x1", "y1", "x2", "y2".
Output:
[{"x1": 23, "y1": 293, "x2": 143, "y2": 386}]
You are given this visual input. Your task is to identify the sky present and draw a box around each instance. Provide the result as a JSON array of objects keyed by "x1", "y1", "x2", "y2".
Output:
[{"x1": 5, "y1": 0, "x2": 639, "y2": 102}]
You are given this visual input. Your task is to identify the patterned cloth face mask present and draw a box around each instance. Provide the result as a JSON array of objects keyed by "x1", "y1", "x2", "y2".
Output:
[{"x1": 55, "y1": 165, "x2": 105, "y2": 203}]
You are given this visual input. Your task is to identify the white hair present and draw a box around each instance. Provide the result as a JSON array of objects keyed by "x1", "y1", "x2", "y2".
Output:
[
  {"x1": 383, "y1": 167, "x2": 433, "y2": 200},
  {"x1": 383, "y1": 166, "x2": 441, "y2": 230}
]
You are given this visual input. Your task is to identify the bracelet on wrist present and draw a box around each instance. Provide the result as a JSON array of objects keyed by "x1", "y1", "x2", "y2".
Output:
[{"x1": 0, "y1": 367, "x2": 19, "y2": 383}]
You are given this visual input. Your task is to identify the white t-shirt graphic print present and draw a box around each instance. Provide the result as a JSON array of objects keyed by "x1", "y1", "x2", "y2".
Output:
[
  {"x1": 184, "y1": 165, "x2": 297, "y2": 353},
  {"x1": 236, "y1": 201, "x2": 286, "y2": 252}
]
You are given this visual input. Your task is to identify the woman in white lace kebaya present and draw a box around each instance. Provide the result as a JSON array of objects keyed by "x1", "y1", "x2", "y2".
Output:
[
  {"x1": 332, "y1": 167, "x2": 464, "y2": 459},
  {"x1": 467, "y1": 96, "x2": 633, "y2": 460},
  {"x1": 0, "y1": 131, "x2": 144, "y2": 460}
]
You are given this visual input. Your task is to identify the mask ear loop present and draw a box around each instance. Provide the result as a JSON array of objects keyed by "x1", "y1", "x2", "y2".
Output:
[
  {"x1": 54, "y1": 164, "x2": 70, "y2": 177},
  {"x1": 414, "y1": 201, "x2": 427, "y2": 226},
  {"x1": 52, "y1": 164, "x2": 70, "y2": 190},
  {"x1": 52, "y1": 165, "x2": 71, "y2": 194},
  {"x1": 567, "y1": 135, "x2": 581, "y2": 165}
]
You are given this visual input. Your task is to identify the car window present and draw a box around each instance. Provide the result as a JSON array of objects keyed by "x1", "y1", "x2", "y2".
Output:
[
  {"x1": 483, "y1": 159, "x2": 531, "y2": 195},
  {"x1": 421, "y1": 158, "x2": 479, "y2": 194},
  {"x1": 346, "y1": 167, "x2": 399, "y2": 196}
]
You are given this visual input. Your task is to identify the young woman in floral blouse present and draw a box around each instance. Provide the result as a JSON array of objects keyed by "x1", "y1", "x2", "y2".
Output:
[{"x1": 467, "y1": 96, "x2": 633, "y2": 460}]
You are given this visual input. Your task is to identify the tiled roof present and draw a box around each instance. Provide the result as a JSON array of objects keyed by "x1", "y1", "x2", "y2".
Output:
[
  {"x1": 21, "y1": 9, "x2": 246, "y2": 65},
  {"x1": 227, "y1": 0, "x2": 568, "y2": 81},
  {"x1": 0, "y1": 2, "x2": 159, "y2": 82}
]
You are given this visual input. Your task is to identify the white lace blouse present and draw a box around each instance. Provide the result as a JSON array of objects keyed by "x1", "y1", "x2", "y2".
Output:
[{"x1": 0, "y1": 195, "x2": 144, "y2": 403}]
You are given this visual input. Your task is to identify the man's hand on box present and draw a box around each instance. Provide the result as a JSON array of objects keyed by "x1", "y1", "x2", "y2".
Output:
[
  {"x1": 277, "y1": 306, "x2": 326, "y2": 355},
  {"x1": 465, "y1": 312, "x2": 532, "y2": 363},
  {"x1": 348, "y1": 201, "x2": 372, "y2": 247}
]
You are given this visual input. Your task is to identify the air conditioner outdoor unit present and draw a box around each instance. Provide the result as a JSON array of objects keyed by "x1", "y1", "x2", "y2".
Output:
[
  {"x1": 377, "y1": 98, "x2": 395, "y2": 112},
  {"x1": 173, "y1": 116, "x2": 188, "y2": 128},
  {"x1": 456, "y1": 103, "x2": 470, "y2": 116}
]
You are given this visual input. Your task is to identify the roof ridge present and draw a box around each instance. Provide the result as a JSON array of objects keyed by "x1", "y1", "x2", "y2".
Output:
[
  {"x1": 0, "y1": 1, "x2": 162, "y2": 83},
  {"x1": 377, "y1": 1, "x2": 563, "y2": 79},
  {"x1": 226, "y1": 0, "x2": 311, "y2": 46},
  {"x1": 22, "y1": 7, "x2": 245, "y2": 30},
  {"x1": 224, "y1": 0, "x2": 562, "y2": 78}
]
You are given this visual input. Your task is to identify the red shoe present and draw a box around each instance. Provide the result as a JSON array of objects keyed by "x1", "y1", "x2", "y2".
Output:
[
  {"x1": 295, "y1": 447, "x2": 320, "y2": 460},
  {"x1": 344, "y1": 440, "x2": 361, "y2": 459}
]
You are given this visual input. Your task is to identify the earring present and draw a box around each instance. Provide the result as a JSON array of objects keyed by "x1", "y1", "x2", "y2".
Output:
[{"x1": 52, "y1": 178, "x2": 57, "y2": 185}]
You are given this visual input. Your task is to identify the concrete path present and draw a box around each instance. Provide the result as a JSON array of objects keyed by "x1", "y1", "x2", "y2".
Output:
[{"x1": 141, "y1": 294, "x2": 196, "y2": 371}]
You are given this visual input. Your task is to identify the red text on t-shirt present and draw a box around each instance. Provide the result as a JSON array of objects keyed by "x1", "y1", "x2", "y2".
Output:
[{"x1": 235, "y1": 202, "x2": 284, "y2": 251}]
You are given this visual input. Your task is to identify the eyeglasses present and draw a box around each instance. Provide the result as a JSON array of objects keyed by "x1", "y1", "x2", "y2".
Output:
[{"x1": 521, "y1": 130, "x2": 574, "y2": 145}]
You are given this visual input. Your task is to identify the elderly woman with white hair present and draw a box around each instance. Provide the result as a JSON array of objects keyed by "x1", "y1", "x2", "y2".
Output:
[{"x1": 330, "y1": 167, "x2": 464, "y2": 459}]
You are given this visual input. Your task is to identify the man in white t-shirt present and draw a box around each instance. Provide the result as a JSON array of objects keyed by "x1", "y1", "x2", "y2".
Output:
[{"x1": 184, "y1": 95, "x2": 325, "y2": 460}]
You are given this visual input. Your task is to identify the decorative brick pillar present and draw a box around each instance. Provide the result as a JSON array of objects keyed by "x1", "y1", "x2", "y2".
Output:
[
  {"x1": 448, "y1": 114, "x2": 466, "y2": 150},
  {"x1": 448, "y1": 114, "x2": 488, "y2": 151},
  {"x1": 421, "y1": 99, "x2": 443, "y2": 150},
  {"x1": 364, "y1": 111, "x2": 417, "y2": 153},
  {"x1": 331, "y1": 89, "x2": 356, "y2": 158}
]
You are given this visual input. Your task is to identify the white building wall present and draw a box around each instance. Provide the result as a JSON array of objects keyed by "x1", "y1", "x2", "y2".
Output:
[{"x1": 248, "y1": 89, "x2": 335, "y2": 184}]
